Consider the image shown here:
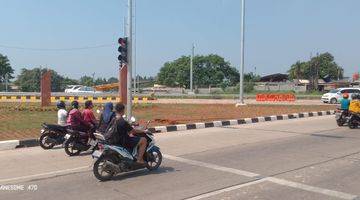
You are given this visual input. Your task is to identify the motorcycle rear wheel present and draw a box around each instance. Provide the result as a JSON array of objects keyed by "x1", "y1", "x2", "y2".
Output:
[
  {"x1": 93, "y1": 156, "x2": 115, "y2": 181},
  {"x1": 64, "y1": 139, "x2": 81, "y2": 156},
  {"x1": 39, "y1": 133, "x2": 56, "y2": 149}
]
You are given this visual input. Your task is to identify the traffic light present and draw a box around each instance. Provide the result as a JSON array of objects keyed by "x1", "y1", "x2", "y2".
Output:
[{"x1": 118, "y1": 37, "x2": 128, "y2": 64}]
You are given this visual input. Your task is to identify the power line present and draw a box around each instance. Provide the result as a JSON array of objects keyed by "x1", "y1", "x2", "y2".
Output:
[{"x1": 0, "y1": 43, "x2": 116, "y2": 51}]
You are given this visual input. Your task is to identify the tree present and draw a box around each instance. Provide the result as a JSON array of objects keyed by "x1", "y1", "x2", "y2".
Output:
[
  {"x1": 79, "y1": 76, "x2": 94, "y2": 86},
  {"x1": 107, "y1": 77, "x2": 118, "y2": 84},
  {"x1": 0, "y1": 54, "x2": 15, "y2": 89},
  {"x1": 15, "y1": 68, "x2": 67, "y2": 92},
  {"x1": 288, "y1": 52, "x2": 344, "y2": 81},
  {"x1": 94, "y1": 78, "x2": 107, "y2": 85},
  {"x1": 157, "y1": 54, "x2": 239, "y2": 88}
]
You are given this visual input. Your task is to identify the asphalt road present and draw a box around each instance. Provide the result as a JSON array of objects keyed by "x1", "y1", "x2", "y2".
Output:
[{"x1": 0, "y1": 116, "x2": 359, "y2": 200}]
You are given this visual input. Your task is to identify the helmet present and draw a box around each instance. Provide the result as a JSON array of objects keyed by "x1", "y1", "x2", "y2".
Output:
[
  {"x1": 56, "y1": 101, "x2": 66, "y2": 109},
  {"x1": 343, "y1": 93, "x2": 349, "y2": 99},
  {"x1": 71, "y1": 101, "x2": 79, "y2": 109}
]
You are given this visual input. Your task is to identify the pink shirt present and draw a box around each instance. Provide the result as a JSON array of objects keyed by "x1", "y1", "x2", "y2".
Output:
[{"x1": 83, "y1": 109, "x2": 97, "y2": 125}]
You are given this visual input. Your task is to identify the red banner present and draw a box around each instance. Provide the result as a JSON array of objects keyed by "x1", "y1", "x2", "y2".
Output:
[{"x1": 256, "y1": 93, "x2": 296, "y2": 102}]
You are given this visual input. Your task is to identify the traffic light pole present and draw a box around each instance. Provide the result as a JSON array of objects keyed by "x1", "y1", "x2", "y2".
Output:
[{"x1": 126, "y1": 0, "x2": 133, "y2": 119}]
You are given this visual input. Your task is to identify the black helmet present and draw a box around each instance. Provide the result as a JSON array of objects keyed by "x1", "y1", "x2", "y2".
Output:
[
  {"x1": 71, "y1": 101, "x2": 79, "y2": 109},
  {"x1": 56, "y1": 101, "x2": 66, "y2": 109}
]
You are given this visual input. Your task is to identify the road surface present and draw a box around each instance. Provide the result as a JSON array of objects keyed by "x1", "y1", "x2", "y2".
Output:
[{"x1": 0, "y1": 115, "x2": 359, "y2": 200}]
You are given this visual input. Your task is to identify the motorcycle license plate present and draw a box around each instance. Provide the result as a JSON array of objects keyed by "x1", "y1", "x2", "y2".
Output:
[
  {"x1": 64, "y1": 134, "x2": 71, "y2": 139},
  {"x1": 92, "y1": 150, "x2": 102, "y2": 158}
]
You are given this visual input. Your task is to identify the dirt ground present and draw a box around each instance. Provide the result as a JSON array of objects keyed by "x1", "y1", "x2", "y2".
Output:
[{"x1": 0, "y1": 103, "x2": 335, "y2": 141}]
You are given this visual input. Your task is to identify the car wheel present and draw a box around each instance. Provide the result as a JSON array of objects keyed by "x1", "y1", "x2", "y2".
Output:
[{"x1": 330, "y1": 98, "x2": 337, "y2": 104}]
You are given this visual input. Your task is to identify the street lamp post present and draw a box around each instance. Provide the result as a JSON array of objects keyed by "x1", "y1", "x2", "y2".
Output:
[{"x1": 237, "y1": 0, "x2": 246, "y2": 106}]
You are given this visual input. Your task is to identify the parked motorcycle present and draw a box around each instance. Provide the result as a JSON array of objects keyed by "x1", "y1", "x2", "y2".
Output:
[
  {"x1": 335, "y1": 109, "x2": 351, "y2": 126},
  {"x1": 348, "y1": 112, "x2": 360, "y2": 129},
  {"x1": 63, "y1": 129, "x2": 99, "y2": 156},
  {"x1": 91, "y1": 121, "x2": 162, "y2": 181},
  {"x1": 39, "y1": 123, "x2": 69, "y2": 149}
]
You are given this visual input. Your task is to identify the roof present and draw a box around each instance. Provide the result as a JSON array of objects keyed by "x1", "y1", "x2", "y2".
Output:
[{"x1": 259, "y1": 73, "x2": 289, "y2": 82}]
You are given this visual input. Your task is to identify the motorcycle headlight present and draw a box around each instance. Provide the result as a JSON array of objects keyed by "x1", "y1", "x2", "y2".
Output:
[{"x1": 40, "y1": 129, "x2": 45, "y2": 134}]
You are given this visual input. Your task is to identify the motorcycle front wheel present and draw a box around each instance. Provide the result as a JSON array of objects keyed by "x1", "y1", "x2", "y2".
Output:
[
  {"x1": 93, "y1": 156, "x2": 115, "y2": 181},
  {"x1": 64, "y1": 139, "x2": 81, "y2": 156},
  {"x1": 336, "y1": 120, "x2": 344, "y2": 127},
  {"x1": 146, "y1": 149, "x2": 162, "y2": 171},
  {"x1": 39, "y1": 132, "x2": 56, "y2": 149}
]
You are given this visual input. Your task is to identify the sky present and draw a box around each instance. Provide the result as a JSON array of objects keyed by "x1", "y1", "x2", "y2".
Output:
[{"x1": 0, "y1": 0, "x2": 359, "y2": 80}]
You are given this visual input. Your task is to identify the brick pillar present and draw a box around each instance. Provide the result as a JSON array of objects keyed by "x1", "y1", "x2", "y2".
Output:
[
  {"x1": 119, "y1": 64, "x2": 127, "y2": 104},
  {"x1": 41, "y1": 71, "x2": 51, "y2": 107}
]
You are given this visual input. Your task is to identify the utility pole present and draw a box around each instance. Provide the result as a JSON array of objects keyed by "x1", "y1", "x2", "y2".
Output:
[
  {"x1": 126, "y1": 0, "x2": 133, "y2": 120},
  {"x1": 237, "y1": 0, "x2": 246, "y2": 106},
  {"x1": 190, "y1": 43, "x2": 195, "y2": 93},
  {"x1": 5, "y1": 73, "x2": 8, "y2": 92}
]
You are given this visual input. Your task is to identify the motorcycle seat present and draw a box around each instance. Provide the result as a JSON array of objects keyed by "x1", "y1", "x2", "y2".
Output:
[
  {"x1": 66, "y1": 129, "x2": 88, "y2": 135},
  {"x1": 43, "y1": 123, "x2": 69, "y2": 132}
]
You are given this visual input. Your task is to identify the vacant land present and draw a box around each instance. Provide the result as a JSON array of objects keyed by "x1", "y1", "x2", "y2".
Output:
[{"x1": 0, "y1": 103, "x2": 335, "y2": 141}]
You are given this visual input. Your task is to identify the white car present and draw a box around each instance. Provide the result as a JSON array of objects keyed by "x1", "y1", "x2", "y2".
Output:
[
  {"x1": 65, "y1": 85, "x2": 100, "y2": 94},
  {"x1": 321, "y1": 88, "x2": 360, "y2": 104},
  {"x1": 65, "y1": 85, "x2": 83, "y2": 93}
]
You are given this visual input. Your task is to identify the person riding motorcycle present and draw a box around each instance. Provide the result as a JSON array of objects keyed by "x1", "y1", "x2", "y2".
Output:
[
  {"x1": 340, "y1": 93, "x2": 350, "y2": 111},
  {"x1": 349, "y1": 94, "x2": 360, "y2": 114},
  {"x1": 98, "y1": 102, "x2": 116, "y2": 133},
  {"x1": 67, "y1": 101, "x2": 92, "y2": 133},
  {"x1": 57, "y1": 101, "x2": 68, "y2": 126},
  {"x1": 113, "y1": 103, "x2": 147, "y2": 165},
  {"x1": 83, "y1": 100, "x2": 97, "y2": 128}
]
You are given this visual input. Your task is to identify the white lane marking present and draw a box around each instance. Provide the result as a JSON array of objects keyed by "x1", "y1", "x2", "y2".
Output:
[
  {"x1": 164, "y1": 154, "x2": 359, "y2": 200},
  {"x1": 0, "y1": 166, "x2": 90, "y2": 184},
  {"x1": 184, "y1": 179, "x2": 268, "y2": 200},
  {"x1": 164, "y1": 154, "x2": 259, "y2": 178},
  {"x1": 266, "y1": 177, "x2": 358, "y2": 200}
]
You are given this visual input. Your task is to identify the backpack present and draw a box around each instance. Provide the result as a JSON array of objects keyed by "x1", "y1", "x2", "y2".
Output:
[{"x1": 103, "y1": 118, "x2": 121, "y2": 145}]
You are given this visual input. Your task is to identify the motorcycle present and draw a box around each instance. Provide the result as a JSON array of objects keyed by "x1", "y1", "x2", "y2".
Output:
[
  {"x1": 39, "y1": 123, "x2": 69, "y2": 149},
  {"x1": 335, "y1": 109, "x2": 351, "y2": 126},
  {"x1": 63, "y1": 129, "x2": 99, "y2": 156},
  {"x1": 91, "y1": 121, "x2": 162, "y2": 181},
  {"x1": 348, "y1": 112, "x2": 360, "y2": 129}
]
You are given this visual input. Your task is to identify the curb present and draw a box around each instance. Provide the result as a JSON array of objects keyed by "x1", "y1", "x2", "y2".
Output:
[
  {"x1": 148, "y1": 110, "x2": 335, "y2": 133},
  {"x1": 0, "y1": 110, "x2": 335, "y2": 151}
]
